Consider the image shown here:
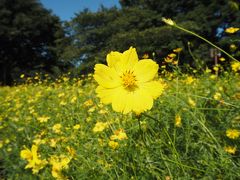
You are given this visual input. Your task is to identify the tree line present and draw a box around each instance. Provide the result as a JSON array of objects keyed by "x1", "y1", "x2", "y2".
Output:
[{"x1": 0, "y1": 0, "x2": 239, "y2": 85}]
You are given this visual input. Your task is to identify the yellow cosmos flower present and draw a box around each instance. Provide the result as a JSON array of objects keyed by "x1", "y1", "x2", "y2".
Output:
[
  {"x1": 110, "y1": 129, "x2": 128, "y2": 140},
  {"x1": 173, "y1": 48, "x2": 182, "y2": 53},
  {"x1": 52, "y1": 123, "x2": 62, "y2": 134},
  {"x1": 94, "y1": 47, "x2": 165, "y2": 114},
  {"x1": 231, "y1": 61, "x2": 240, "y2": 72},
  {"x1": 49, "y1": 155, "x2": 71, "y2": 179},
  {"x1": 219, "y1": 57, "x2": 225, "y2": 62},
  {"x1": 73, "y1": 124, "x2": 81, "y2": 130},
  {"x1": 184, "y1": 76, "x2": 195, "y2": 85},
  {"x1": 20, "y1": 145, "x2": 47, "y2": 174},
  {"x1": 230, "y1": 44, "x2": 237, "y2": 51},
  {"x1": 108, "y1": 141, "x2": 119, "y2": 149},
  {"x1": 188, "y1": 97, "x2": 196, "y2": 107},
  {"x1": 225, "y1": 27, "x2": 239, "y2": 34},
  {"x1": 93, "y1": 122, "x2": 108, "y2": 133},
  {"x1": 213, "y1": 92, "x2": 222, "y2": 100},
  {"x1": 37, "y1": 116, "x2": 50, "y2": 123},
  {"x1": 224, "y1": 146, "x2": 237, "y2": 154},
  {"x1": 226, "y1": 129, "x2": 240, "y2": 139},
  {"x1": 175, "y1": 114, "x2": 182, "y2": 127}
]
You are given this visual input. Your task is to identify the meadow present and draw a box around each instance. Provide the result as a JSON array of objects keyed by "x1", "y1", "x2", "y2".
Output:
[{"x1": 0, "y1": 59, "x2": 240, "y2": 179}]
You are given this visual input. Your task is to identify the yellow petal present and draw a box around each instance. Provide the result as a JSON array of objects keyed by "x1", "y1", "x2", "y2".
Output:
[
  {"x1": 94, "y1": 64, "x2": 121, "y2": 88},
  {"x1": 140, "y1": 81, "x2": 165, "y2": 99},
  {"x1": 111, "y1": 87, "x2": 153, "y2": 114},
  {"x1": 121, "y1": 47, "x2": 139, "y2": 71},
  {"x1": 20, "y1": 149, "x2": 32, "y2": 160},
  {"x1": 107, "y1": 51, "x2": 122, "y2": 67},
  {"x1": 133, "y1": 59, "x2": 158, "y2": 83},
  {"x1": 111, "y1": 87, "x2": 129, "y2": 113},
  {"x1": 96, "y1": 86, "x2": 117, "y2": 104},
  {"x1": 131, "y1": 88, "x2": 153, "y2": 113}
]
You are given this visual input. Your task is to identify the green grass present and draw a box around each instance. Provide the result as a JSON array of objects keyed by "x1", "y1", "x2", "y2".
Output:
[{"x1": 0, "y1": 71, "x2": 240, "y2": 179}]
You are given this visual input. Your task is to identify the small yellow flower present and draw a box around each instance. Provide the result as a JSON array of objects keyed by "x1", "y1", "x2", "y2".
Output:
[
  {"x1": 213, "y1": 92, "x2": 222, "y2": 100},
  {"x1": 20, "y1": 74, "x2": 25, "y2": 78},
  {"x1": 73, "y1": 124, "x2": 81, "y2": 130},
  {"x1": 49, "y1": 155, "x2": 71, "y2": 179},
  {"x1": 88, "y1": 106, "x2": 95, "y2": 112},
  {"x1": 225, "y1": 27, "x2": 239, "y2": 34},
  {"x1": 52, "y1": 124, "x2": 62, "y2": 134},
  {"x1": 231, "y1": 61, "x2": 240, "y2": 72},
  {"x1": 184, "y1": 76, "x2": 195, "y2": 85},
  {"x1": 49, "y1": 138, "x2": 58, "y2": 147},
  {"x1": 108, "y1": 141, "x2": 119, "y2": 149},
  {"x1": 164, "y1": 53, "x2": 176, "y2": 63},
  {"x1": 70, "y1": 96, "x2": 77, "y2": 103},
  {"x1": 224, "y1": 146, "x2": 237, "y2": 154},
  {"x1": 37, "y1": 116, "x2": 50, "y2": 123},
  {"x1": 20, "y1": 145, "x2": 47, "y2": 174},
  {"x1": 213, "y1": 66, "x2": 219, "y2": 72},
  {"x1": 175, "y1": 114, "x2": 182, "y2": 127},
  {"x1": 83, "y1": 99, "x2": 93, "y2": 107},
  {"x1": 110, "y1": 129, "x2": 128, "y2": 141},
  {"x1": 205, "y1": 68, "x2": 212, "y2": 73},
  {"x1": 58, "y1": 93, "x2": 65, "y2": 98},
  {"x1": 230, "y1": 44, "x2": 237, "y2": 51},
  {"x1": 172, "y1": 60, "x2": 178, "y2": 65},
  {"x1": 188, "y1": 97, "x2": 196, "y2": 107},
  {"x1": 60, "y1": 101, "x2": 67, "y2": 106},
  {"x1": 162, "y1": 17, "x2": 175, "y2": 26},
  {"x1": 93, "y1": 122, "x2": 108, "y2": 133},
  {"x1": 164, "y1": 57, "x2": 173, "y2": 63},
  {"x1": 94, "y1": 47, "x2": 165, "y2": 114},
  {"x1": 66, "y1": 146, "x2": 76, "y2": 158},
  {"x1": 210, "y1": 75, "x2": 217, "y2": 79},
  {"x1": 173, "y1": 48, "x2": 182, "y2": 53},
  {"x1": 226, "y1": 129, "x2": 240, "y2": 139},
  {"x1": 219, "y1": 57, "x2": 225, "y2": 62}
]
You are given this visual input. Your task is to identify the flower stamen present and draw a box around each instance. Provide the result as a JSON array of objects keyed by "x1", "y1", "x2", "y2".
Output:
[{"x1": 121, "y1": 71, "x2": 137, "y2": 90}]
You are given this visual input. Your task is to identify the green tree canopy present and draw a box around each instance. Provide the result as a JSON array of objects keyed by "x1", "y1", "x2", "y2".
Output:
[
  {"x1": 61, "y1": 0, "x2": 240, "y2": 74},
  {"x1": 0, "y1": 0, "x2": 66, "y2": 85}
]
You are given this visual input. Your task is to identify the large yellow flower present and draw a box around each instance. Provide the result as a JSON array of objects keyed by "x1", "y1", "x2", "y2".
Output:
[
  {"x1": 20, "y1": 145, "x2": 47, "y2": 174},
  {"x1": 94, "y1": 47, "x2": 165, "y2": 114}
]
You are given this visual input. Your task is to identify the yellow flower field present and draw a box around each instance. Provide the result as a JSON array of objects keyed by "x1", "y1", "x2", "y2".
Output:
[{"x1": 0, "y1": 47, "x2": 240, "y2": 179}]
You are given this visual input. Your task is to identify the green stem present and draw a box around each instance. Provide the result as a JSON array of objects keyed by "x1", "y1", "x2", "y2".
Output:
[
  {"x1": 173, "y1": 24, "x2": 239, "y2": 62},
  {"x1": 137, "y1": 117, "x2": 147, "y2": 146}
]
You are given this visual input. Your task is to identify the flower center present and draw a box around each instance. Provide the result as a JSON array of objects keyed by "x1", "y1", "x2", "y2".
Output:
[{"x1": 121, "y1": 71, "x2": 137, "y2": 90}]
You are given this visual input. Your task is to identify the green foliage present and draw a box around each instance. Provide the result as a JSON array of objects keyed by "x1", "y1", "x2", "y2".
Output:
[
  {"x1": 0, "y1": 71, "x2": 240, "y2": 179},
  {"x1": 0, "y1": 0, "x2": 66, "y2": 85},
  {"x1": 61, "y1": 0, "x2": 240, "y2": 74}
]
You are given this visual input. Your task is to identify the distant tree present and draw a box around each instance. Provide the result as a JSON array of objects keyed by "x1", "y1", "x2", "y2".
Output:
[
  {"x1": 0, "y1": 0, "x2": 66, "y2": 85},
  {"x1": 62, "y1": 0, "x2": 240, "y2": 74}
]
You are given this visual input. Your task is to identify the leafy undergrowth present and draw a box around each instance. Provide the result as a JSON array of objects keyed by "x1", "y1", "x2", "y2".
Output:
[{"x1": 0, "y1": 72, "x2": 240, "y2": 179}]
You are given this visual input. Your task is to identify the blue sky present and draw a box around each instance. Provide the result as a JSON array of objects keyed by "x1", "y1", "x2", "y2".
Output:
[{"x1": 40, "y1": 0, "x2": 120, "y2": 21}]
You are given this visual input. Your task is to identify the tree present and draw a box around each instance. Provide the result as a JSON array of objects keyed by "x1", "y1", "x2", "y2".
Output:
[
  {"x1": 0, "y1": 0, "x2": 65, "y2": 85},
  {"x1": 62, "y1": 0, "x2": 240, "y2": 74}
]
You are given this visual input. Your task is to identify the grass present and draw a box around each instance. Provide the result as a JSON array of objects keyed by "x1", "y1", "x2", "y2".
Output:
[{"x1": 0, "y1": 69, "x2": 240, "y2": 179}]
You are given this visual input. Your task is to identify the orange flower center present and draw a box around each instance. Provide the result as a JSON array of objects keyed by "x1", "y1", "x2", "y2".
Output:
[{"x1": 121, "y1": 71, "x2": 137, "y2": 90}]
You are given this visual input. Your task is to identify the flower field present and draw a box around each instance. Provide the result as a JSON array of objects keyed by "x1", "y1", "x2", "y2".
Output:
[{"x1": 0, "y1": 52, "x2": 240, "y2": 179}]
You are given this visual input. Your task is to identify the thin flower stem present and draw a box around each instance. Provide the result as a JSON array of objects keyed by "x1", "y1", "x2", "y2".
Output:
[
  {"x1": 173, "y1": 24, "x2": 239, "y2": 62},
  {"x1": 141, "y1": 113, "x2": 159, "y2": 122},
  {"x1": 177, "y1": 92, "x2": 239, "y2": 108},
  {"x1": 157, "y1": 157, "x2": 205, "y2": 173},
  {"x1": 137, "y1": 117, "x2": 147, "y2": 146}
]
